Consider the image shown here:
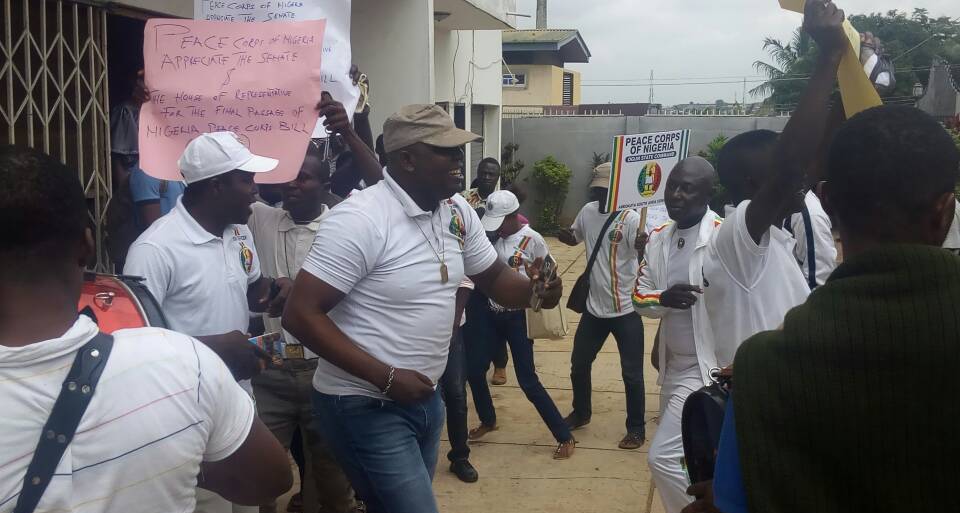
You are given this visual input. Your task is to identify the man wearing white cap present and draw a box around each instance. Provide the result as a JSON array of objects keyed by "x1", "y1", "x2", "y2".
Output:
[
  {"x1": 125, "y1": 131, "x2": 294, "y2": 513},
  {"x1": 282, "y1": 105, "x2": 563, "y2": 513},
  {"x1": 465, "y1": 189, "x2": 577, "y2": 460},
  {"x1": 557, "y1": 162, "x2": 647, "y2": 450}
]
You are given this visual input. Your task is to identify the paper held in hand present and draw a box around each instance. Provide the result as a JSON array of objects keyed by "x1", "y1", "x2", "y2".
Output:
[
  {"x1": 195, "y1": 0, "x2": 358, "y2": 138},
  {"x1": 138, "y1": 19, "x2": 325, "y2": 184},
  {"x1": 604, "y1": 129, "x2": 691, "y2": 213},
  {"x1": 778, "y1": 0, "x2": 883, "y2": 116}
]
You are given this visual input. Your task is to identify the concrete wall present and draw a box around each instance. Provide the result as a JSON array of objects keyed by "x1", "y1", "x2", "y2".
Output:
[
  {"x1": 352, "y1": 0, "x2": 434, "y2": 135},
  {"x1": 502, "y1": 115, "x2": 789, "y2": 226}
]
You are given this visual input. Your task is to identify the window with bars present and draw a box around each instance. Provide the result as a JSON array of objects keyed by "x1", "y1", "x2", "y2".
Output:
[{"x1": 562, "y1": 72, "x2": 574, "y2": 106}]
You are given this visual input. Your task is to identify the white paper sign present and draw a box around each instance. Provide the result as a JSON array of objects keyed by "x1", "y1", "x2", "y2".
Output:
[
  {"x1": 605, "y1": 130, "x2": 691, "y2": 211},
  {"x1": 195, "y1": 0, "x2": 358, "y2": 138}
]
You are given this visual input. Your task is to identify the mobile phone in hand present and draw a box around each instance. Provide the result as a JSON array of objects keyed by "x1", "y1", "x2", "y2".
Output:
[{"x1": 531, "y1": 254, "x2": 558, "y2": 312}]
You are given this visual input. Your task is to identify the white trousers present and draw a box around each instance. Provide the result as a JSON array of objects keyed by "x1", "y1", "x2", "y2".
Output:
[
  {"x1": 195, "y1": 489, "x2": 259, "y2": 513},
  {"x1": 648, "y1": 358, "x2": 703, "y2": 513}
]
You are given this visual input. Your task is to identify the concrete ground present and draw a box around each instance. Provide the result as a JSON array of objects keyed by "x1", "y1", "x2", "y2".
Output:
[
  {"x1": 433, "y1": 238, "x2": 668, "y2": 513},
  {"x1": 277, "y1": 238, "x2": 668, "y2": 513}
]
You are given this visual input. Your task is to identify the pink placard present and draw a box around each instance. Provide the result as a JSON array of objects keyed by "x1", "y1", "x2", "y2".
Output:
[{"x1": 139, "y1": 19, "x2": 325, "y2": 184}]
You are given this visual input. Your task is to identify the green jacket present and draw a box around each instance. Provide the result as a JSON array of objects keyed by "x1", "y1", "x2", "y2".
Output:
[{"x1": 734, "y1": 245, "x2": 960, "y2": 513}]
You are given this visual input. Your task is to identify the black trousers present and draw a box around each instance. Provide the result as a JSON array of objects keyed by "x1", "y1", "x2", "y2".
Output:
[
  {"x1": 570, "y1": 311, "x2": 646, "y2": 435},
  {"x1": 440, "y1": 327, "x2": 469, "y2": 462}
]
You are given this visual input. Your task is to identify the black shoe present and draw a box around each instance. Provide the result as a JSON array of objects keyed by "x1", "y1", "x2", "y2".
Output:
[
  {"x1": 564, "y1": 412, "x2": 591, "y2": 430},
  {"x1": 450, "y1": 459, "x2": 479, "y2": 483}
]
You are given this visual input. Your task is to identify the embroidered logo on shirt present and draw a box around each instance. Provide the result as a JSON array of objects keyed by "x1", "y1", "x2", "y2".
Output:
[
  {"x1": 449, "y1": 207, "x2": 466, "y2": 249},
  {"x1": 239, "y1": 242, "x2": 254, "y2": 273}
]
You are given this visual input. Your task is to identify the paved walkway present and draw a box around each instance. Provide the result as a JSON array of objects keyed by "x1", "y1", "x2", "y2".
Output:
[{"x1": 433, "y1": 238, "x2": 668, "y2": 513}]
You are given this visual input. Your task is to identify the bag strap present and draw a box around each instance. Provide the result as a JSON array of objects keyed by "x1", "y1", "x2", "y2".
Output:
[
  {"x1": 13, "y1": 332, "x2": 115, "y2": 513},
  {"x1": 799, "y1": 204, "x2": 818, "y2": 290},
  {"x1": 584, "y1": 211, "x2": 621, "y2": 278}
]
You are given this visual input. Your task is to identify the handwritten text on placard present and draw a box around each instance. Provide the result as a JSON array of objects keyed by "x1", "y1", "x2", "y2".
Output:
[{"x1": 139, "y1": 19, "x2": 326, "y2": 184}]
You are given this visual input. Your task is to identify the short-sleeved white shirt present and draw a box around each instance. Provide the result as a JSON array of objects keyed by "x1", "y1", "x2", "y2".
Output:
[
  {"x1": 248, "y1": 202, "x2": 329, "y2": 359},
  {"x1": 702, "y1": 200, "x2": 810, "y2": 366},
  {"x1": 570, "y1": 202, "x2": 642, "y2": 318},
  {"x1": 489, "y1": 224, "x2": 549, "y2": 312},
  {"x1": 124, "y1": 198, "x2": 262, "y2": 337},
  {"x1": 300, "y1": 171, "x2": 498, "y2": 399},
  {"x1": 0, "y1": 316, "x2": 254, "y2": 513},
  {"x1": 788, "y1": 191, "x2": 838, "y2": 286}
]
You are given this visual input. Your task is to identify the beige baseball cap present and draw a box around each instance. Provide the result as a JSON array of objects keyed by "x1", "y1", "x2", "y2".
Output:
[
  {"x1": 590, "y1": 162, "x2": 612, "y2": 188},
  {"x1": 382, "y1": 104, "x2": 481, "y2": 153}
]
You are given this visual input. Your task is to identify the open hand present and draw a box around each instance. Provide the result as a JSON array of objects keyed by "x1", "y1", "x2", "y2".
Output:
[
  {"x1": 386, "y1": 368, "x2": 435, "y2": 404},
  {"x1": 660, "y1": 283, "x2": 702, "y2": 310},
  {"x1": 803, "y1": 0, "x2": 846, "y2": 54}
]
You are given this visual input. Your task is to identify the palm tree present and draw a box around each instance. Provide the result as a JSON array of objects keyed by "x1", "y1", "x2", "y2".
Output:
[{"x1": 751, "y1": 28, "x2": 817, "y2": 107}]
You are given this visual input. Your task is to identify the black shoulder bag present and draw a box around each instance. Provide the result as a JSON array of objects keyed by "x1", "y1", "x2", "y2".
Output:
[
  {"x1": 13, "y1": 333, "x2": 114, "y2": 513},
  {"x1": 566, "y1": 212, "x2": 619, "y2": 314}
]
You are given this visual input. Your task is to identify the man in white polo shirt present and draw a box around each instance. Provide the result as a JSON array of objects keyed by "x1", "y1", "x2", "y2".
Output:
[
  {"x1": 283, "y1": 104, "x2": 562, "y2": 513},
  {"x1": 125, "y1": 131, "x2": 295, "y2": 513},
  {"x1": 558, "y1": 162, "x2": 647, "y2": 450},
  {"x1": 0, "y1": 145, "x2": 291, "y2": 513}
]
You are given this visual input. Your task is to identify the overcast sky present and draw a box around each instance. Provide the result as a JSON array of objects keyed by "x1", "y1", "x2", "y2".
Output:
[{"x1": 512, "y1": 0, "x2": 960, "y2": 106}]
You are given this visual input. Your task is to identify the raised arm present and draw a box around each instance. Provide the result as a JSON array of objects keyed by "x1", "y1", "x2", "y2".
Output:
[
  {"x1": 317, "y1": 92, "x2": 383, "y2": 187},
  {"x1": 745, "y1": 0, "x2": 847, "y2": 243}
]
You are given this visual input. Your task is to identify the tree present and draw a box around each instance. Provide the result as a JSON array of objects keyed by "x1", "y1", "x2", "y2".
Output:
[
  {"x1": 751, "y1": 29, "x2": 818, "y2": 110},
  {"x1": 753, "y1": 9, "x2": 960, "y2": 107},
  {"x1": 530, "y1": 156, "x2": 572, "y2": 235},
  {"x1": 697, "y1": 135, "x2": 731, "y2": 214}
]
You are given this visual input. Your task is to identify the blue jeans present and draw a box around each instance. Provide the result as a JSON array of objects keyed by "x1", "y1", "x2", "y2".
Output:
[
  {"x1": 467, "y1": 309, "x2": 573, "y2": 443},
  {"x1": 312, "y1": 390, "x2": 445, "y2": 513}
]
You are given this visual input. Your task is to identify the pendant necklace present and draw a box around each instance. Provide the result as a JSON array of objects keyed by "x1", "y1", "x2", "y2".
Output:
[
  {"x1": 415, "y1": 211, "x2": 448, "y2": 283},
  {"x1": 678, "y1": 237, "x2": 686, "y2": 249}
]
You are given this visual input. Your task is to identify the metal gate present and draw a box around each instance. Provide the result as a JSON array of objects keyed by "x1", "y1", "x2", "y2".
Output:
[{"x1": 1, "y1": 0, "x2": 112, "y2": 271}]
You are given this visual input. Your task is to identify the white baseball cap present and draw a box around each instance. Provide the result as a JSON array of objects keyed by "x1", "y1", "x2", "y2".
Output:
[
  {"x1": 177, "y1": 131, "x2": 279, "y2": 184},
  {"x1": 480, "y1": 190, "x2": 521, "y2": 232}
]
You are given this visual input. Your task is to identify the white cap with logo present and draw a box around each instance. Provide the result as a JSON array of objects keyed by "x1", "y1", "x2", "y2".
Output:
[
  {"x1": 480, "y1": 190, "x2": 521, "y2": 232},
  {"x1": 177, "y1": 131, "x2": 279, "y2": 184}
]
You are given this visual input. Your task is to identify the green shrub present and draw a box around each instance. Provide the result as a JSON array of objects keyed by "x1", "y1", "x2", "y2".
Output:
[{"x1": 530, "y1": 155, "x2": 572, "y2": 235}]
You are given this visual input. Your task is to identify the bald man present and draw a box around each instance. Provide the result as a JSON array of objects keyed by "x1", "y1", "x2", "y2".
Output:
[{"x1": 633, "y1": 157, "x2": 723, "y2": 513}]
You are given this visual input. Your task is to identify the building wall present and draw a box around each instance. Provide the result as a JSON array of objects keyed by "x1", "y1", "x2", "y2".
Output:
[
  {"x1": 352, "y1": 0, "x2": 434, "y2": 136},
  {"x1": 502, "y1": 115, "x2": 789, "y2": 226},
  {"x1": 503, "y1": 64, "x2": 561, "y2": 105}
]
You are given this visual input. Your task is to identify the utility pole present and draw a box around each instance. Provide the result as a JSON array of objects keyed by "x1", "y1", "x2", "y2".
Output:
[
  {"x1": 536, "y1": 0, "x2": 547, "y2": 29},
  {"x1": 648, "y1": 69, "x2": 654, "y2": 104},
  {"x1": 742, "y1": 77, "x2": 747, "y2": 115}
]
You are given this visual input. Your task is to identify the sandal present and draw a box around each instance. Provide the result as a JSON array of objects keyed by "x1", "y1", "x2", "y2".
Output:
[{"x1": 553, "y1": 438, "x2": 576, "y2": 460}]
